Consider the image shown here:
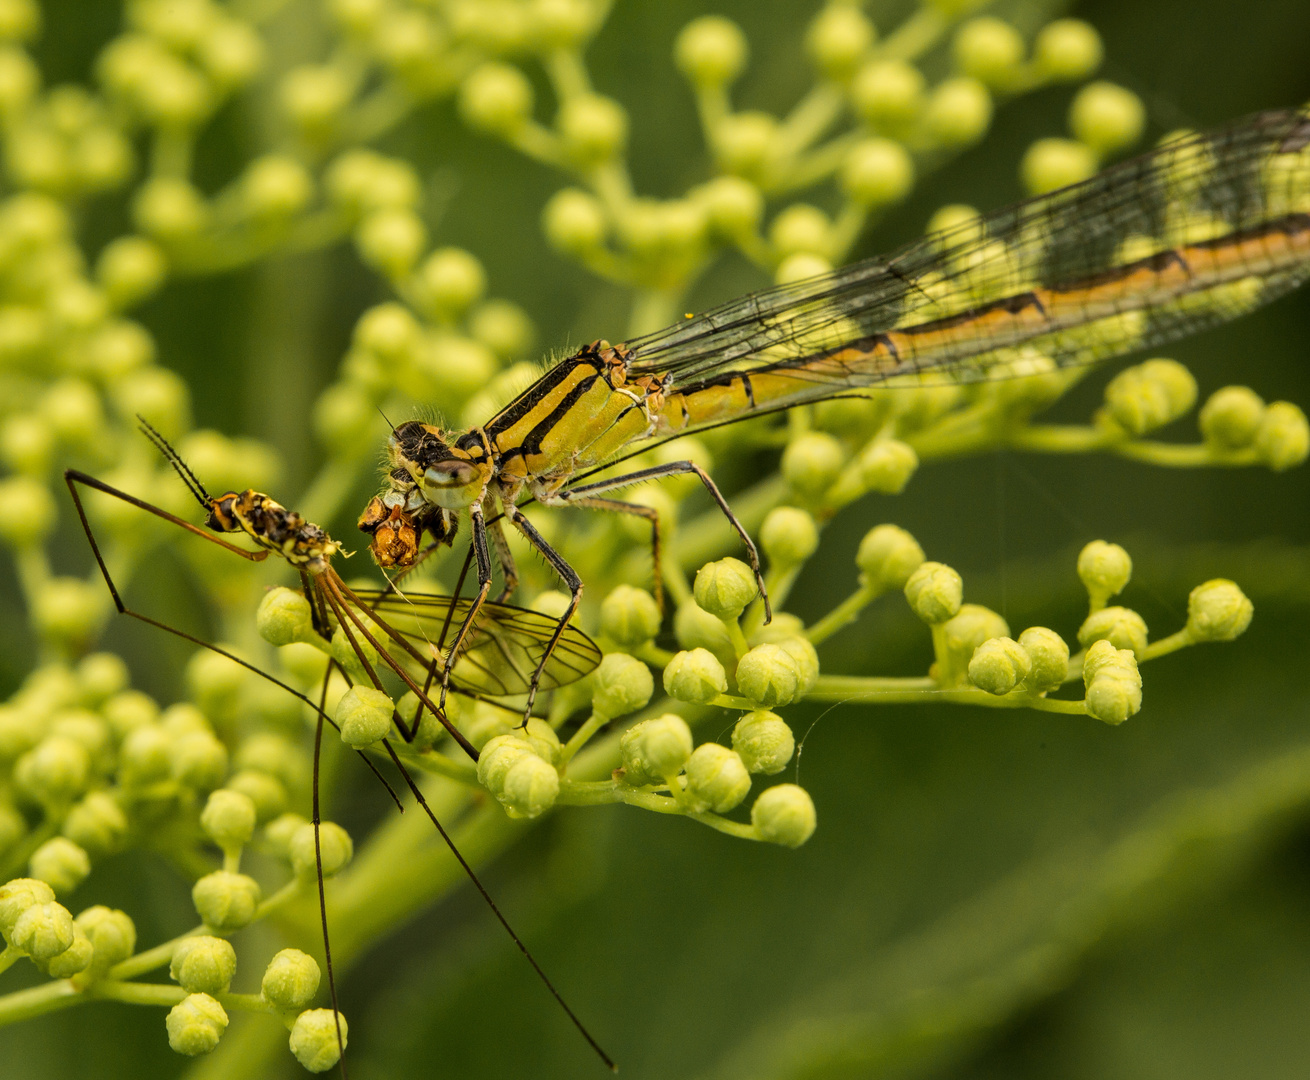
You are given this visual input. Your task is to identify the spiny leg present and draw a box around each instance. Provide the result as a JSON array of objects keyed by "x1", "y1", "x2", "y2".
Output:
[
  {"x1": 431, "y1": 502, "x2": 495, "y2": 719},
  {"x1": 556, "y1": 458, "x2": 771, "y2": 620},
  {"x1": 486, "y1": 515, "x2": 519, "y2": 603},
  {"x1": 545, "y1": 494, "x2": 663, "y2": 612}
]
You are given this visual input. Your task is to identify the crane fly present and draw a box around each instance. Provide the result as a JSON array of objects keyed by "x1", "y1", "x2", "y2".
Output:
[
  {"x1": 360, "y1": 107, "x2": 1310, "y2": 714},
  {"x1": 63, "y1": 421, "x2": 611, "y2": 1072}
]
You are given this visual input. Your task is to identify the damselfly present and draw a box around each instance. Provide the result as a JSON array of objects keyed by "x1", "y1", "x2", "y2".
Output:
[
  {"x1": 64, "y1": 422, "x2": 611, "y2": 1071},
  {"x1": 361, "y1": 107, "x2": 1310, "y2": 715}
]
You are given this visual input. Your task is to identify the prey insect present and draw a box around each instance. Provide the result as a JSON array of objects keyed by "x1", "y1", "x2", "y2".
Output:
[
  {"x1": 363, "y1": 108, "x2": 1310, "y2": 714},
  {"x1": 63, "y1": 421, "x2": 612, "y2": 1072}
]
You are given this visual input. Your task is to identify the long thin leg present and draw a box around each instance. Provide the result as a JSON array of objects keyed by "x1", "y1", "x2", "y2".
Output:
[
  {"x1": 548, "y1": 494, "x2": 663, "y2": 611},
  {"x1": 500, "y1": 502, "x2": 583, "y2": 721},
  {"x1": 430, "y1": 502, "x2": 495, "y2": 717},
  {"x1": 486, "y1": 516, "x2": 518, "y2": 603},
  {"x1": 553, "y1": 459, "x2": 771, "y2": 620}
]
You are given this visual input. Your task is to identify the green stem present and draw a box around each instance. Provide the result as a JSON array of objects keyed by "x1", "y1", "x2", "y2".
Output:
[
  {"x1": 88, "y1": 980, "x2": 185, "y2": 1008},
  {"x1": 560, "y1": 711, "x2": 607, "y2": 767},
  {"x1": 0, "y1": 978, "x2": 81, "y2": 1025},
  {"x1": 807, "y1": 583, "x2": 880, "y2": 644}
]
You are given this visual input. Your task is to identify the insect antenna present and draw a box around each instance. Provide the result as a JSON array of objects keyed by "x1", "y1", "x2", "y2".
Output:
[{"x1": 136, "y1": 415, "x2": 214, "y2": 511}]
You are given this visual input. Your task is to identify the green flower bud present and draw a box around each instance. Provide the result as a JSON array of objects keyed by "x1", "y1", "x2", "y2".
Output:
[
  {"x1": 224, "y1": 770, "x2": 287, "y2": 824},
  {"x1": 191, "y1": 871, "x2": 261, "y2": 930},
  {"x1": 1077, "y1": 540, "x2": 1132, "y2": 607},
  {"x1": 674, "y1": 15, "x2": 747, "y2": 87},
  {"x1": 236, "y1": 733, "x2": 304, "y2": 790},
  {"x1": 170, "y1": 935, "x2": 236, "y2": 994},
  {"x1": 200, "y1": 789, "x2": 256, "y2": 853},
  {"x1": 288, "y1": 822, "x2": 353, "y2": 879},
  {"x1": 1018, "y1": 627, "x2": 1070, "y2": 692},
  {"x1": 735, "y1": 643, "x2": 801, "y2": 707},
  {"x1": 14, "y1": 736, "x2": 90, "y2": 807},
  {"x1": 262, "y1": 948, "x2": 320, "y2": 1011},
  {"x1": 751, "y1": 784, "x2": 816, "y2": 847},
  {"x1": 1032, "y1": 18, "x2": 1102, "y2": 81},
  {"x1": 161, "y1": 701, "x2": 210, "y2": 736},
  {"x1": 851, "y1": 59, "x2": 925, "y2": 128},
  {"x1": 714, "y1": 111, "x2": 779, "y2": 177},
  {"x1": 75, "y1": 905, "x2": 136, "y2": 970},
  {"x1": 516, "y1": 717, "x2": 559, "y2": 765},
  {"x1": 0, "y1": 476, "x2": 55, "y2": 548},
  {"x1": 778, "y1": 637, "x2": 819, "y2": 695},
  {"x1": 29, "y1": 837, "x2": 90, "y2": 895},
  {"x1": 782, "y1": 253, "x2": 832, "y2": 284},
  {"x1": 355, "y1": 208, "x2": 426, "y2": 279},
  {"x1": 42, "y1": 925, "x2": 93, "y2": 977},
  {"x1": 1069, "y1": 82, "x2": 1144, "y2": 156},
  {"x1": 952, "y1": 17, "x2": 1024, "y2": 87},
  {"x1": 413, "y1": 247, "x2": 486, "y2": 319},
  {"x1": 353, "y1": 300, "x2": 420, "y2": 359},
  {"x1": 673, "y1": 599, "x2": 733, "y2": 652},
  {"x1": 937, "y1": 603, "x2": 1008, "y2": 681},
  {"x1": 239, "y1": 155, "x2": 312, "y2": 219},
  {"x1": 558, "y1": 93, "x2": 627, "y2": 164},
  {"x1": 459, "y1": 62, "x2": 533, "y2": 135},
  {"x1": 805, "y1": 4, "x2": 873, "y2": 80},
  {"x1": 0, "y1": 877, "x2": 54, "y2": 938},
  {"x1": 133, "y1": 177, "x2": 207, "y2": 241},
  {"x1": 333, "y1": 686, "x2": 392, "y2": 748},
  {"x1": 391, "y1": 691, "x2": 449, "y2": 753},
  {"x1": 1198, "y1": 385, "x2": 1265, "y2": 449},
  {"x1": 1186, "y1": 579, "x2": 1253, "y2": 642},
  {"x1": 529, "y1": 0, "x2": 594, "y2": 48},
  {"x1": 289, "y1": 1008, "x2": 348, "y2": 1073},
  {"x1": 199, "y1": 20, "x2": 263, "y2": 88},
  {"x1": 95, "y1": 236, "x2": 167, "y2": 308},
  {"x1": 166, "y1": 993, "x2": 228, "y2": 1056},
  {"x1": 330, "y1": 624, "x2": 380, "y2": 686},
  {"x1": 542, "y1": 187, "x2": 606, "y2": 254},
  {"x1": 170, "y1": 730, "x2": 228, "y2": 792},
  {"x1": 622, "y1": 714, "x2": 693, "y2": 783},
  {"x1": 732, "y1": 710, "x2": 794, "y2": 775},
  {"x1": 1254, "y1": 401, "x2": 1310, "y2": 471},
  {"x1": 591, "y1": 652, "x2": 654, "y2": 718},
  {"x1": 760, "y1": 506, "x2": 818, "y2": 569},
  {"x1": 781, "y1": 431, "x2": 843, "y2": 497},
  {"x1": 769, "y1": 204, "x2": 830, "y2": 259},
  {"x1": 31, "y1": 577, "x2": 108, "y2": 649},
  {"x1": 1078, "y1": 605, "x2": 1148, "y2": 656},
  {"x1": 0, "y1": 46, "x2": 37, "y2": 113},
  {"x1": 840, "y1": 138, "x2": 914, "y2": 206},
  {"x1": 468, "y1": 298, "x2": 533, "y2": 359},
  {"x1": 477, "y1": 734, "x2": 533, "y2": 792},
  {"x1": 12, "y1": 900, "x2": 74, "y2": 959},
  {"x1": 856, "y1": 524, "x2": 925, "y2": 592},
  {"x1": 499, "y1": 753, "x2": 559, "y2": 819},
  {"x1": 904, "y1": 561, "x2": 963, "y2": 624},
  {"x1": 663, "y1": 648, "x2": 727, "y2": 705},
  {"x1": 0, "y1": 705, "x2": 42, "y2": 759},
  {"x1": 263, "y1": 812, "x2": 308, "y2": 857},
  {"x1": 117, "y1": 725, "x2": 172, "y2": 786},
  {"x1": 683, "y1": 743, "x2": 751, "y2": 813},
  {"x1": 968, "y1": 636, "x2": 1031, "y2": 695},
  {"x1": 186, "y1": 649, "x2": 247, "y2": 719},
  {"x1": 448, "y1": 702, "x2": 507, "y2": 753},
  {"x1": 0, "y1": 415, "x2": 54, "y2": 477},
  {"x1": 855, "y1": 437, "x2": 918, "y2": 494},
  {"x1": 76, "y1": 653, "x2": 128, "y2": 706},
  {"x1": 1082, "y1": 639, "x2": 1142, "y2": 725},
  {"x1": 0, "y1": 801, "x2": 25, "y2": 853},
  {"x1": 694, "y1": 558, "x2": 757, "y2": 622},
  {"x1": 279, "y1": 65, "x2": 350, "y2": 135},
  {"x1": 325, "y1": 151, "x2": 419, "y2": 214},
  {"x1": 692, "y1": 175, "x2": 763, "y2": 239},
  {"x1": 599, "y1": 586, "x2": 661, "y2": 649},
  {"x1": 1021, "y1": 137, "x2": 1098, "y2": 196},
  {"x1": 922, "y1": 76, "x2": 991, "y2": 147},
  {"x1": 112, "y1": 366, "x2": 191, "y2": 438},
  {"x1": 1103, "y1": 358, "x2": 1197, "y2": 434}
]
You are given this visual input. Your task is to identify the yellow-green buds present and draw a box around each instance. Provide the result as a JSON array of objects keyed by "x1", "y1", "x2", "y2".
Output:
[
  {"x1": 1082, "y1": 639, "x2": 1142, "y2": 725},
  {"x1": 600, "y1": 586, "x2": 661, "y2": 648},
  {"x1": 289, "y1": 822, "x2": 353, "y2": 878},
  {"x1": 29, "y1": 837, "x2": 90, "y2": 895},
  {"x1": 477, "y1": 735, "x2": 560, "y2": 818},
  {"x1": 693, "y1": 176, "x2": 763, "y2": 239},
  {"x1": 356, "y1": 209, "x2": 426, "y2": 279},
  {"x1": 1020, "y1": 138, "x2": 1097, "y2": 196},
  {"x1": 75, "y1": 905, "x2": 136, "y2": 971},
  {"x1": 856, "y1": 524, "x2": 925, "y2": 592},
  {"x1": 854, "y1": 437, "x2": 918, "y2": 494},
  {"x1": 289, "y1": 1008, "x2": 348, "y2": 1073},
  {"x1": 1103, "y1": 358, "x2": 1197, "y2": 434},
  {"x1": 694, "y1": 558, "x2": 757, "y2": 622},
  {"x1": 200, "y1": 790, "x2": 257, "y2": 853},
  {"x1": 782, "y1": 431, "x2": 843, "y2": 497},
  {"x1": 413, "y1": 247, "x2": 486, "y2": 320},
  {"x1": 805, "y1": 4, "x2": 873, "y2": 80},
  {"x1": 586, "y1": 653, "x2": 653, "y2": 719},
  {"x1": 41, "y1": 925, "x2": 93, "y2": 977},
  {"x1": 334, "y1": 686, "x2": 393, "y2": 748},
  {"x1": 1185, "y1": 579, "x2": 1253, "y2": 643},
  {"x1": 674, "y1": 15, "x2": 747, "y2": 87},
  {"x1": 840, "y1": 138, "x2": 914, "y2": 207},
  {"x1": 851, "y1": 59, "x2": 925, "y2": 129},
  {"x1": 1199, "y1": 386, "x2": 1265, "y2": 449},
  {"x1": 262, "y1": 948, "x2": 321, "y2": 1011},
  {"x1": 170, "y1": 729, "x2": 229, "y2": 791},
  {"x1": 117, "y1": 725, "x2": 171, "y2": 786},
  {"x1": 1069, "y1": 82, "x2": 1144, "y2": 156},
  {"x1": 735, "y1": 640, "x2": 817, "y2": 708},
  {"x1": 952, "y1": 17, "x2": 1024, "y2": 88},
  {"x1": 32, "y1": 577, "x2": 107, "y2": 651},
  {"x1": 938, "y1": 604, "x2": 1008, "y2": 685},
  {"x1": 134, "y1": 177, "x2": 208, "y2": 241},
  {"x1": 620, "y1": 714, "x2": 693, "y2": 785},
  {"x1": 1032, "y1": 19, "x2": 1102, "y2": 82},
  {"x1": 470, "y1": 298, "x2": 534, "y2": 359},
  {"x1": 683, "y1": 743, "x2": 751, "y2": 813},
  {"x1": 1077, "y1": 540, "x2": 1132, "y2": 610},
  {"x1": 922, "y1": 77, "x2": 991, "y2": 147},
  {"x1": 664, "y1": 648, "x2": 727, "y2": 704},
  {"x1": 1078, "y1": 606, "x2": 1148, "y2": 656},
  {"x1": 904, "y1": 561, "x2": 963, "y2": 624},
  {"x1": 558, "y1": 94, "x2": 627, "y2": 164},
  {"x1": 760, "y1": 506, "x2": 818, "y2": 568},
  {"x1": 11, "y1": 899, "x2": 74, "y2": 959},
  {"x1": 732, "y1": 711, "x2": 795, "y2": 775},
  {"x1": 170, "y1": 935, "x2": 237, "y2": 995},
  {"x1": 0, "y1": 476, "x2": 55, "y2": 548},
  {"x1": 167, "y1": 993, "x2": 228, "y2": 1056},
  {"x1": 14, "y1": 735, "x2": 90, "y2": 807},
  {"x1": 239, "y1": 155, "x2": 312, "y2": 220},
  {"x1": 0, "y1": 877, "x2": 54, "y2": 938},
  {"x1": 968, "y1": 636, "x2": 1031, "y2": 695},
  {"x1": 751, "y1": 784, "x2": 816, "y2": 847},
  {"x1": 543, "y1": 188, "x2": 606, "y2": 255},
  {"x1": 1254, "y1": 401, "x2": 1310, "y2": 471},
  {"x1": 326, "y1": 152, "x2": 420, "y2": 215},
  {"x1": 280, "y1": 65, "x2": 351, "y2": 137},
  {"x1": 264, "y1": 813, "x2": 308, "y2": 858},
  {"x1": 192, "y1": 870, "x2": 262, "y2": 931},
  {"x1": 1017, "y1": 627, "x2": 1070, "y2": 692},
  {"x1": 770, "y1": 204, "x2": 831, "y2": 259},
  {"x1": 459, "y1": 62, "x2": 533, "y2": 136},
  {"x1": 256, "y1": 588, "x2": 316, "y2": 647}
]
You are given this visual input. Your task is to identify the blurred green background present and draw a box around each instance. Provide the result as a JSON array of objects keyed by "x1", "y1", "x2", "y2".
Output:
[{"x1": 5, "y1": 0, "x2": 1310, "y2": 1077}]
